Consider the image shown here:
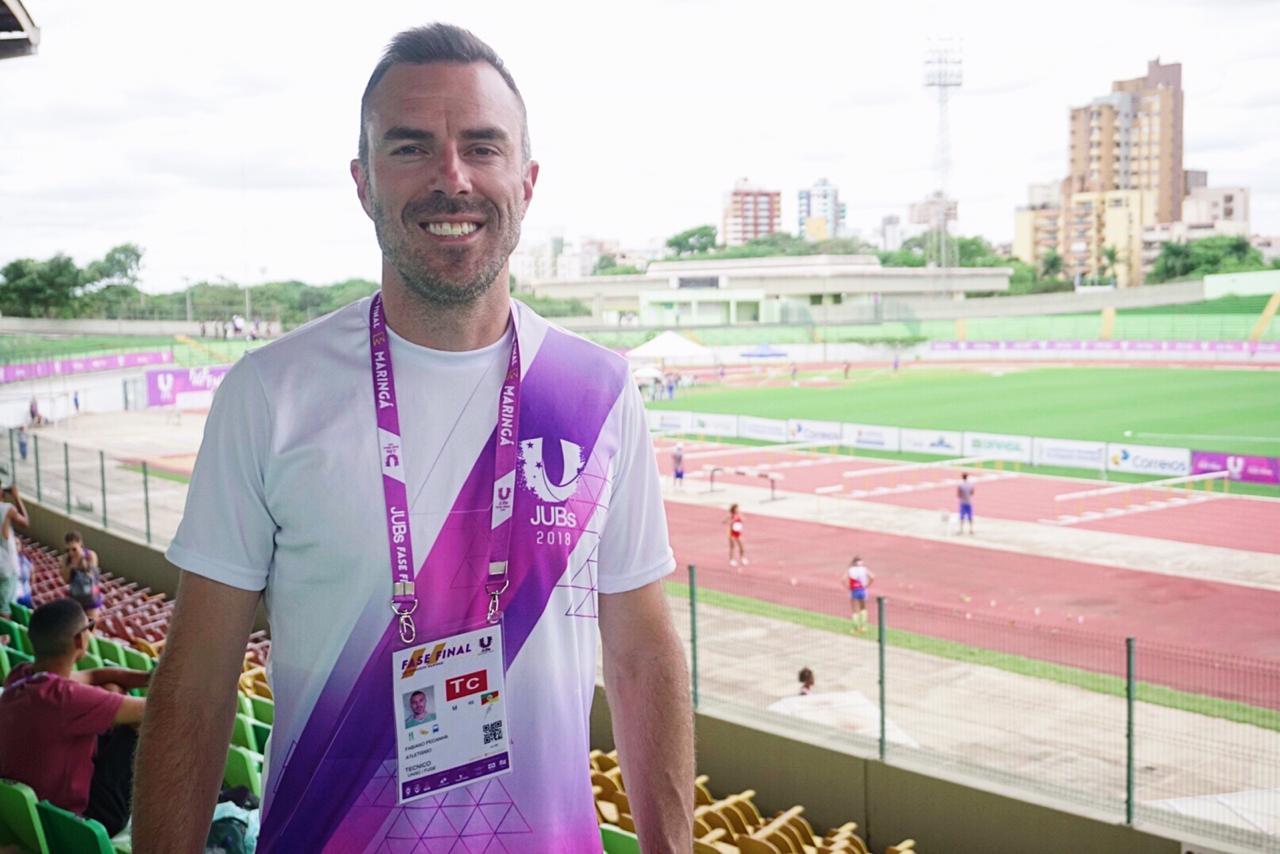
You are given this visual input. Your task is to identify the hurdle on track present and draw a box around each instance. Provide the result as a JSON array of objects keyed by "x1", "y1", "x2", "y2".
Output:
[{"x1": 1055, "y1": 469, "x2": 1230, "y2": 501}]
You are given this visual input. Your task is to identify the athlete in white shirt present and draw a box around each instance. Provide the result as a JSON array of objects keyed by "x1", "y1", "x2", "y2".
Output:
[
  {"x1": 846, "y1": 556, "x2": 875, "y2": 633},
  {"x1": 134, "y1": 25, "x2": 693, "y2": 853}
]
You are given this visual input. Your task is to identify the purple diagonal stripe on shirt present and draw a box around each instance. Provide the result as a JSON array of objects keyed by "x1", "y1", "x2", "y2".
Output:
[{"x1": 257, "y1": 326, "x2": 626, "y2": 852}]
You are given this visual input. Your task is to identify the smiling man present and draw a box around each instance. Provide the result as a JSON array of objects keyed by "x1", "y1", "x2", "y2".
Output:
[{"x1": 134, "y1": 24, "x2": 693, "y2": 853}]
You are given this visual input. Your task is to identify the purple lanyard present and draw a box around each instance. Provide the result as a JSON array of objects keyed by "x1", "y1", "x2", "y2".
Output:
[{"x1": 369, "y1": 292, "x2": 521, "y2": 646}]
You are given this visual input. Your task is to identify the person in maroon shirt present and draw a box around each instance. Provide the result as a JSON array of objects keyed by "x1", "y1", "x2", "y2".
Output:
[{"x1": 0, "y1": 598, "x2": 148, "y2": 836}]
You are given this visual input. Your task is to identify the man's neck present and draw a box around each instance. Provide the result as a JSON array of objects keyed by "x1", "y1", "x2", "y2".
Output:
[
  {"x1": 380, "y1": 272, "x2": 512, "y2": 352},
  {"x1": 32, "y1": 655, "x2": 74, "y2": 679}
]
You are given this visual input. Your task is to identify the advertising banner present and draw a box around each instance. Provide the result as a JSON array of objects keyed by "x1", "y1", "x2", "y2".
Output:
[
  {"x1": 1004, "y1": 341, "x2": 1043, "y2": 351},
  {"x1": 688, "y1": 412, "x2": 739, "y2": 438},
  {"x1": 145, "y1": 365, "x2": 230, "y2": 409},
  {"x1": 963, "y1": 341, "x2": 1001, "y2": 351},
  {"x1": 1190, "y1": 451, "x2": 1280, "y2": 486},
  {"x1": 1046, "y1": 340, "x2": 1084, "y2": 351},
  {"x1": 962, "y1": 431, "x2": 1033, "y2": 463},
  {"x1": 900, "y1": 428, "x2": 963, "y2": 456},
  {"x1": 3, "y1": 350, "x2": 173, "y2": 384},
  {"x1": 1033, "y1": 437, "x2": 1106, "y2": 471},
  {"x1": 1106, "y1": 443, "x2": 1191, "y2": 476},
  {"x1": 787, "y1": 418, "x2": 842, "y2": 443},
  {"x1": 1084, "y1": 340, "x2": 1123, "y2": 351},
  {"x1": 1209, "y1": 341, "x2": 1246, "y2": 352},
  {"x1": 930, "y1": 341, "x2": 961, "y2": 351},
  {"x1": 739, "y1": 416, "x2": 789, "y2": 443},
  {"x1": 1168, "y1": 340, "x2": 1204, "y2": 352},
  {"x1": 649, "y1": 409, "x2": 692, "y2": 433},
  {"x1": 841, "y1": 423, "x2": 901, "y2": 453}
]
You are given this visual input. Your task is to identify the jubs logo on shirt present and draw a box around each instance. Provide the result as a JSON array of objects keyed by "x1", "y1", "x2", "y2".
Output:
[{"x1": 520, "y1": 437, "x2": 586, "y2": 505}]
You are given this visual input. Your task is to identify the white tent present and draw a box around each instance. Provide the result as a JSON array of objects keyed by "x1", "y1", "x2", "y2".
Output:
[{"x1": 625, "y1": 331, "x2": 711, "y2": 364}]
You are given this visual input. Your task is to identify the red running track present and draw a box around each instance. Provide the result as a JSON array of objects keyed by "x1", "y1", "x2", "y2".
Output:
[
  {"x1": 664, "y1": 502, "x2": 1280, "y2": 708},
  {"x1": 658, "y1": 441, "x2": 1280, "y2": 554}
]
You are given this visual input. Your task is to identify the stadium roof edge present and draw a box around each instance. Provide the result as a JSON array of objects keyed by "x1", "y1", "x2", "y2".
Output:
[{"x1": 0, "y1": 0, "x2": 40, "y2": 60}]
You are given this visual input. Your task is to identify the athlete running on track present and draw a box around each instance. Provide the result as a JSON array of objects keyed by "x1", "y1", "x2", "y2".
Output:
[
  {"x1": 726, "y1": 503, "x2": 747, "y2": 567},
  {"x1": 846, "y1": 556, "x2": 874, "y2": 633}
]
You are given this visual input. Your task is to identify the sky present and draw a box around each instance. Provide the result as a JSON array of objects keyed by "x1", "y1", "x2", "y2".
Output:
[{"x1": 2, "y1": 0, "x2": 1277, "y2": 292}]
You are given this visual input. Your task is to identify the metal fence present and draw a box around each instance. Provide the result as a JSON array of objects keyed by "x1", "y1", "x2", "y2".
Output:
[{"x1": 673, "y1": 565, "x2": 1280, "y2": 852}]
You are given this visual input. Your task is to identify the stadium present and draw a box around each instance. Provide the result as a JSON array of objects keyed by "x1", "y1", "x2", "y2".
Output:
[{"x1": 2, "y1": 5, "x2": 1279, "y2": 854}]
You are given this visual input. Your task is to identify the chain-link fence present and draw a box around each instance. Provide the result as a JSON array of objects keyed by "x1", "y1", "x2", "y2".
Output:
[{"x1": 672, "y1": 566, "x2": 1280, "y2": 852}]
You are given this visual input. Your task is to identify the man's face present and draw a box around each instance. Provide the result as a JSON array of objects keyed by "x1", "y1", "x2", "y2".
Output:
[
  {"x1": 352, "y1": 62, "x2": 538, "y2": 306},
  {"x1": 411, "y1": 692, "x2": 427, "y2": 717},
  {"x1": 68, "y1": 542, "x2": 83, "y2": 560}
]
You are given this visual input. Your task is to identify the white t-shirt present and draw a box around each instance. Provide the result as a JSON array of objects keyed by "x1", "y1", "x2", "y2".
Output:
[
  {"x1": 847, "y1": 563, "x2": 869, "y2": 591},
  {"x1": 167, "y1": 297, "x2": 674, "y2": 852},
  {"x1": 0, "y1": 503, "x2": 19, "y2": 579}
]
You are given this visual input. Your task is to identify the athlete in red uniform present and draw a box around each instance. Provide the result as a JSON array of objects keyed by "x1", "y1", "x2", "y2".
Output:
[{"x1": 726, "y1": 503, "x2": 747, "y2": 567}]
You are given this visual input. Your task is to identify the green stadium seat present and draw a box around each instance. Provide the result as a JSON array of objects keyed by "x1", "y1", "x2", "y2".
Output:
[
  {"x1": 250, "y1": 720, "x2": 271, "y2": 753},
  {"x1": 121, "y1": 647, "x2": 152, "y2": 672},
  {"x1": 231, "y1": 713, "x2": 259, "y2": 753},
  {"x1": 600, "y1": 824, "x2": 642, "y2": 854},
  {"x1": 9, "y1": 602, "x2": 31, "y2": 627},
  {"x1": 96, "y1": 638, "x2": 126, "y2": 667},
  {"x1": 35, "y1": 800, "x2": 114, "y2": 854},
  {"x1": 74, "y1": 653, "x2": 105, "y2": 672},
  {"x1": 86, "y1": 634, "x2": 101, "y2": 660},
  {"x1": 0, "y1": 618, "x2": 31, "y2": 656},
  {"x1": 236, "y1": 692, "x2": 253, "y2": 719},
  {"x1": 250, "y1": 694, "x2": 274, "y2": 725},
  {"x1": 0, "y1": 644, "x2": 34, "y2": 679},
  {"x1": 224, "y1": 745, "x2": 264, "y2": 798},
  {"x1": 0, "y1": 777, "x2": 49, "y2": 854}
]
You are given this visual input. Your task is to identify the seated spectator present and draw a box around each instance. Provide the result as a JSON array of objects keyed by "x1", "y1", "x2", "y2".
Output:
[
  {"x1": 61, "y1": 531, "x2": 104, "y2": 622},
  {"x1": 0, "y1": 598, "x2": 148, "y2": 837},
  {"x1": 799, "y1": 666, "x2": 815, "y2": 695}
]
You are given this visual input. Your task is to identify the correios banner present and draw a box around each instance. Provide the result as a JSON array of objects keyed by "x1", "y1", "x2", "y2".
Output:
[
  {"x1": 1106, "y1": 443, "x2": 1191, "y2": 477},
  {"x1": 962, "y1": 431, "x2": 1033, "y2": 463},
  {"x1": 649, "y1": 409, "x2": 692, "y2": 433},
  {"x1": 738, "y1": 416, "x2": 788, "y2": 442},
  {"x1": 787, "y1": 418, "x2": 842, "y2": 443}
]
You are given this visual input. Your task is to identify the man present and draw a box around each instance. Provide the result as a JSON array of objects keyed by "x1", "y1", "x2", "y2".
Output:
[
  {"x1": 405, "y1": 690, "x2": 434, "y2": 728},
  {"x1": 136, "y1": 24, "x2": 693, "y2": 854},
  {"x1": 672, "y1": 442, "x2": 685, "y2": 490},
  {"x1": 0, "y1": 598, "x2": 148, "y2": 837},
  {"x1": 845, "y1": 556, "x2": 874, "y2": 633},
  {"x1": 0, "y1": 483, "x2": 28, "y2": 617},
  {"x1": 957, "y1": 471, "x2": 976, "y2": 534}
]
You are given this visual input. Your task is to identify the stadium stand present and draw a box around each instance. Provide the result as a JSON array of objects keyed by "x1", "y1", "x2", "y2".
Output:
[{"x1": 2, "y1": 530, "x2": 927, "y2": 852}]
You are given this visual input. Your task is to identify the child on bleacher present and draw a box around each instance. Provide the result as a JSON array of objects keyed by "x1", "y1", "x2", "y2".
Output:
[{"x1": 61, "y1": 530, "x2": 104, "y2": 621}]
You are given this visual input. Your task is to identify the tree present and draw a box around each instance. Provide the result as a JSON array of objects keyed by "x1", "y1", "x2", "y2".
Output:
[
  {"x1": 666, "y1": 225, "x2": 718, "y2": 256},
  {"x1": 83, "y1": 243, "x2": 143, "y2": 289},
  {"x1": 594, "y1": 254, "x2": 618, "y2": 273},
  {"x1": 1100, "y1": 245, "x2": 1120, "y2": 284},
  {"x1": 1039, "y1": 249, "x2": 1063, "y2": 280},
  {"x1": 0, "y1": 254, "x2": 83, "y2": 317},
  {"x1": 1149, "y1": 235, "x2": 1265, "y2": 283}
]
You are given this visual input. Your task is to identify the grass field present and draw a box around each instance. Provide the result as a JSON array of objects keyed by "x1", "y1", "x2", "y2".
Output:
[{"x1": 651, "y1": 366, "x2": 1280, "y2": 457}]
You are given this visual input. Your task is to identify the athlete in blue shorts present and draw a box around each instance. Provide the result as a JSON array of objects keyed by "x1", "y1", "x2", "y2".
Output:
[
  {"x1": 957, "y1": 472, "x2": 975, "y2": 534},
  {"x1": 671, "y1": 443, "x2": 685, "y2": 490},
  {"x1": 846, "y1": 556, "x2": 874, "y2": 633}
]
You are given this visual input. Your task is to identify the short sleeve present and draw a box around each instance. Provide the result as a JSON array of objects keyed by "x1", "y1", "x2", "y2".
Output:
[
  {"x1": 59, "y1": 680, "x2": 124, "y2": 737},
  {"x1": 165, "y1": 357, "x2": 276, "y2": 591},
  {"x1": 595, "y1": 381, "x2": 675, "y2": 594}
]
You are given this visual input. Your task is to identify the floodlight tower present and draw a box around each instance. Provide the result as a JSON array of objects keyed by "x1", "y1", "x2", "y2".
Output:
[{"x1": 924, "y1": 38, "x2": 962, "y2": 283}]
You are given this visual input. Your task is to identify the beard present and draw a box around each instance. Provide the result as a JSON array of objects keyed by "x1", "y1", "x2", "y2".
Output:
[{"x1": 371, "y1": 193, "x2": 521, "y2": 306}]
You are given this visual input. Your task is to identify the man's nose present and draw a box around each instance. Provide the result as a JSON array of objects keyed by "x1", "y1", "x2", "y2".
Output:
[{"x1": 431, "y1": 144, "x2": 472, "y2": 196}]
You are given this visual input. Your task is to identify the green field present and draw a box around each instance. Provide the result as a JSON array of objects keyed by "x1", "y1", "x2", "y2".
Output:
[{"x1": 651, "y1": 366, "x2": 1280, "y2": 457}]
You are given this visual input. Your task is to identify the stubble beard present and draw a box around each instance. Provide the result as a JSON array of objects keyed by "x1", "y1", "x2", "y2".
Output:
[{"x1": 371, "y1": 194, "x2": 521, "y2": 307}]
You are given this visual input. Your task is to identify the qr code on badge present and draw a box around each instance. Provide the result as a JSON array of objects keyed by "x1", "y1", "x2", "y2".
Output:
[{"x1": 483, "y1": 721, "x2": 503, "y2": 745}]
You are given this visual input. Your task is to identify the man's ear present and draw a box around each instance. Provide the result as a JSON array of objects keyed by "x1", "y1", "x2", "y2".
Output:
[{"x1": 351, "y1": 159, "x2": 374, "y2": 219}]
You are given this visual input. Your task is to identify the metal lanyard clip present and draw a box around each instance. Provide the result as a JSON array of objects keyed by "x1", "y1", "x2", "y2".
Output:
[{"x1": 392, "y1": 600, "x2": 418, "y2": 644}]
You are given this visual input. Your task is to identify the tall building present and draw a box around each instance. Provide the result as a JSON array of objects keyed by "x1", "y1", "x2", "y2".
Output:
[
  {"x1": 1012, "y1": 182, "x2": 1063, "y2": 269},
  {"x1": 722, "y1": 178, "x2": 782, "y2": 247},
  {"x1": 798, "y1": 178, "x2": 845, "y2": 241},
  {"x1": 1064, "y1": 189, "x2": 1156, "y2": 287},
  {"x1": 879, "y1": 215, "x2": 902, "y2": 252},
  {"x1": 1183, "y1": 186, "x2": 1249, "y2": 226},
  {"x1": 1068, "y1": 59, "x2": 1184, "y2": 226}
]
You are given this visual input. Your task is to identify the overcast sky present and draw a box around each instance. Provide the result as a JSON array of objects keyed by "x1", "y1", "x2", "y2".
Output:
[{"x1": 2, "y1": 0, "x2": 1277, "y2": 292}]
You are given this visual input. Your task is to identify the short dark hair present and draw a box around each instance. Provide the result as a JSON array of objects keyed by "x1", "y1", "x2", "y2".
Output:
[
  {"x1": 358, "y1": 23, "x2": 530, "y2": 165},
  {"x1": 411, "y1": 690, "x2": 426, "y2": 700},
  {"x1": 798, "y1": 667, "x2": 814, "y2": 684},
  {"x1": 64, "y1": 530, "x2": 83, "y2": 545},
  {"x1": 28, "y1": 598, "x2": 87, "y2": 658}
]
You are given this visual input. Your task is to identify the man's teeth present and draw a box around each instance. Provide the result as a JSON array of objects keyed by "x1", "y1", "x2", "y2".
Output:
[{"x1": 425, "y1": 222, "x2": 479, "y2": 236}]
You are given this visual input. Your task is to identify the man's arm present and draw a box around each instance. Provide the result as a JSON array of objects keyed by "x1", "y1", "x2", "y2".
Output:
[
  {"x1": 78, "y1": 666, "x2": 152, "y2": 691},
  {"x1": 600, "y1": 580, "x2": 694, "y2": 851},
  {"x1": 133, "y1": 570, "x2": 261, "y2": 853},
  {"x1": 113, "y1": 695, "x2": 146, "y2": 727}
]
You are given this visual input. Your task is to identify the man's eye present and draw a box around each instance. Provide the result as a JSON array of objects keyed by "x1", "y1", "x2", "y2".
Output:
[
  {"x1": 470, "y1": 146, "x2": 498, "y2": 157},
  {"x1": 392, "y1": 145, "x2": 424, "y2": 155}
]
